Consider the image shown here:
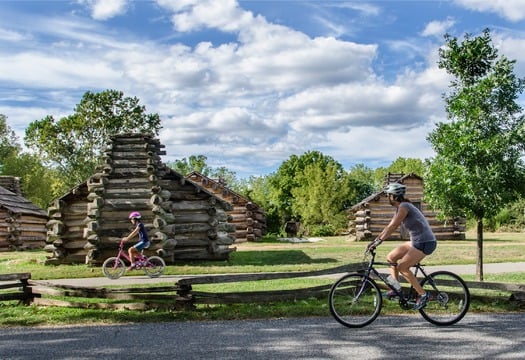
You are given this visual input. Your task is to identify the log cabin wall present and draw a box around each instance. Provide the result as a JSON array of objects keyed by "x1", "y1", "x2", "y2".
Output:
[
  {"x1": 186, "y1": 172, "x2": 267, "y2": 242},
  {"x1": 0, "y1": 186, "x2": 47, "y2": 251},
  {"x1": 46, "y1": 184, "x2": 90, "y2": 263},
  {"x1": 348, "y1": 173, "x2": 465, "y2": 241},
  {"x1": 45, "y1": 133, "x2": 236, "y2": 265}
]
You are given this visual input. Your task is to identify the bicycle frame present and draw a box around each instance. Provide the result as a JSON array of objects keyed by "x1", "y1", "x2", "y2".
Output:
[
  {"x1": 114, "y1": 240, "x2": 145, "y2": 266},
  {"x1": 359, "y1": 249, "x2": 431, "y2": 307},
  {"x1": 329, "y1": 244, "x2": 470, "y2": 327}
]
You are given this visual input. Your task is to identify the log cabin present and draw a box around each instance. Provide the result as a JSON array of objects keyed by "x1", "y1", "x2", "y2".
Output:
[
  {"x1": 0, "y1": 177, "x2": 47, "y2": 251},
  {"x1": 45, "y1": 133, "x2": 236, "y2": 265},
  {"x1": 185, "y1": 171, "x2": 267, "y2": 242},
  {"x1": 348, "y1": 173, "x2": 465, "y2": 241}
]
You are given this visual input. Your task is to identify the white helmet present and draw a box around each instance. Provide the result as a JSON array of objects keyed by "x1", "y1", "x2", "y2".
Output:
[{"x1": 384, "y1": 183, "x2": 406, "y2": 196}]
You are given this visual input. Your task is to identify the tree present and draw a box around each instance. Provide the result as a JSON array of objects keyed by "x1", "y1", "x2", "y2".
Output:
[
  {"x1": 347, "y1": 163, "x2": 376, "y2": 205},
  {"x1": 425, "y1": 29, "x2": 525, "y2": 280},
  {"x1": 169, "y1": 155, "x2": 211, "y2": 176},
  {"x1": 373, "y1": 158, "x2": 426, "y2": 189},
  {"x1": 292, "y1": 162, "x2": 352, "y2": 235},
  {"x1": 24, "y1": 90, "x2": 162, "y2": 189},
  {"x1": 269, "y1": 151, "x2": 350, "y2": 235},
  {"x1": 0, "y1": 115, "x2": 61, "y2": 207},
  {"x1": 1, "y1": 152, "x2": 61, "y2": 208},
  {"x1": 0, "y1": 114, "x2": 21, "y2": 165}
]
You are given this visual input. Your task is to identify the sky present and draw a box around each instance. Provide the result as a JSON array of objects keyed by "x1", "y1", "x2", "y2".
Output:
[{"x1": 1, "y1": 0, "x2": 525, "y2": 179}]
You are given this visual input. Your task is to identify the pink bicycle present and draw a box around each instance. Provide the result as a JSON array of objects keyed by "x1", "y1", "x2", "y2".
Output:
[{"x1": 102, "y1": 239, "x2": 166, "y2": 279}]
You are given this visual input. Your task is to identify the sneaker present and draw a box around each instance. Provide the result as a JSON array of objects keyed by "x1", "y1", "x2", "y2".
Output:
[
  {"x1": 127, "y1": 264, "x2": 136, "y2": 271},
  {"x1": 414, "y1": 292, "x2": 430, "y2": 310}
]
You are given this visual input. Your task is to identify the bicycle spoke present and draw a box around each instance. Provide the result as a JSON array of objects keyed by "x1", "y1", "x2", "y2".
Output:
[
  {"x1": 418, "y1": 271, "x2": 470, "y2": 326},
  {"x1": 328, "y1": 273, "x2": 382, "y2": 328}
]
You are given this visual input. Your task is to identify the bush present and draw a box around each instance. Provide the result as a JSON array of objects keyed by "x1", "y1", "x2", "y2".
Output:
[{"x1": 308, "y1": 224, "x2": 336, "y2": 236}]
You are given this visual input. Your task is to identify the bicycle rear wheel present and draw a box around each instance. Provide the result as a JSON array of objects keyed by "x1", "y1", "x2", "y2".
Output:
[
  {"x1": 328, "y1": 273, "x2": 382, "y2": 328},
  {"x1": 102, "y1": 257, "x2": 126, "y2": 279},
  {"x1": 143, "y1": 256, "x2": 166, "y2": 278},
  {"x1": 419, "y1": 270, "x2": 470, "y2": 326}
]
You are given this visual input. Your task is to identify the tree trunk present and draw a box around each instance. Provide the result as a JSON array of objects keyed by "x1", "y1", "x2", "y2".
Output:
[{"x1": 476, "y1": 217, "x2": 484, "y2": 281}]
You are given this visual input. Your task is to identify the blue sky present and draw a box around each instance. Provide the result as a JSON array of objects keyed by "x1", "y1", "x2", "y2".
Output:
[{"x1": 1, "y1": 1, "x2": 524, "y2": 179}]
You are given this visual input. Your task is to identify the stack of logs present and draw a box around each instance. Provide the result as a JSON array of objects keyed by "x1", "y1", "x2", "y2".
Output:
[
  {"x1": 186, "y1": 172, "x2": 266, "y2": 242},
  {"x1": 45, "y1": 134, "x2": 236, "y2": 265}
]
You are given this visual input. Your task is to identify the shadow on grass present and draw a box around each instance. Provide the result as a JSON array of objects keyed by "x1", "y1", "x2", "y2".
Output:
[{"x1": 179, "y1": 250, "x2": 337, "y2": 267}]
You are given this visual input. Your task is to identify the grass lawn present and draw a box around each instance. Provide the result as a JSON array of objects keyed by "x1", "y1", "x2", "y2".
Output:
[{"x1": 0, "y1": 231, "x2": 524, "y2": 326}]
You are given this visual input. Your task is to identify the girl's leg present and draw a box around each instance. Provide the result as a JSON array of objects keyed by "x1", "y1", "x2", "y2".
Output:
[{"x1": 128, "y1": 247, "x2": 139, "y2": 267}]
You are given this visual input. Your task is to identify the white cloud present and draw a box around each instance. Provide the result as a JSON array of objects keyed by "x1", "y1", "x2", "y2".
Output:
[
  {"x1": 80, "y1": 0, "x2": 130, "y2": 21},
  {"x1": 454, "y1": 0, "x2": 525, "y2": 22},
  {"x1": 0, "y1": 28, "x2": 28, "y2": 42},
  {"x1": 421, "y1": 18, "x2": 456, "y2": 38},
  {"x1": 2, "y1": 1, "x2": 523, "y2": 178}
]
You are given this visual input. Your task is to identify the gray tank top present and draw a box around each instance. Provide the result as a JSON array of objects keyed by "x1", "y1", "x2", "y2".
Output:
[{"x1": 399, "y1": 202, "x2": 436, "y2": 245}]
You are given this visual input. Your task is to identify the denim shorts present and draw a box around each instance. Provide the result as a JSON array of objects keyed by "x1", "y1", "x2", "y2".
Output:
[
  {"x1": 133, "y1": 240, "x2": 150, "y2": 251},
  {"x1": 413, "y1": 241, "x2": 436, "y2": 255}
]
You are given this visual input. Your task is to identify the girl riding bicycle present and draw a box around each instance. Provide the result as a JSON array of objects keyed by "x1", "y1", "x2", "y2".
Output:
[
  {"x1": 371, "y1": 182, "x2": 437, "y2": 310},
  {"x1": 122, "y1": 211, "x2": 150, "y2": 270}
]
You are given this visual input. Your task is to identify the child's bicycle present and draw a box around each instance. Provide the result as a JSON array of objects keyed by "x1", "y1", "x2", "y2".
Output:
[
  {"x1": 102, "y1": 239, "x2": 166, "y2": 279},
  {"x1": 328, "y1": 238, "x2": 470, "y2": 328}
]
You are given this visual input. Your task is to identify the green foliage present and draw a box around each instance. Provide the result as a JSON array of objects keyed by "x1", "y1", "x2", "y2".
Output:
[
  {"x1": 291, "y1": 161, "x2": 352, "y2": 235},
  {"x1": 492, "y1": 197, "x2": 525, "y2": 231},
  {"x1": 346, "y1": 163, "x2": 376, "y2": 204},
  {"x1": 426, "y1": 29, "x2": 525, "y2": 223},
  {"x1": 1, "y1": 152, "x2": 61, "y2": 208},
  {"x1": 0, "y1": 115, "x2": 21, "y2": 164},
  {"x1": 169, "y1": 155, "x2": 211, "y2": 176},
  {"x1": 265, "y1": 151, "x2": 352, "y2": 235},
  {"x1": 24, "y1": 90, "x2": 162, "y2": 189},
  {"x1": 425, "y1": 28, "x2": 525, "y2": 279},
  {"x1": 374, "y1": 157, "x2": 425, "y2": 188},
  {"x1": 0, "y1": 115, "x2": 59, "y2": 207}
]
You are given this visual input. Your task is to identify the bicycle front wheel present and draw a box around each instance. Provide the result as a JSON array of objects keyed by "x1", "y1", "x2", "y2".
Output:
[
  {"x1": 328, "y1": 273, "x2": 382, "y2": 328},
  {"x1": 143, "y1": 256, "x2": 166, "y2": 278},
  {"x1": 419, "y1": 270, "x2": 470, "y2": 326},
  {"x1": 102, "y1": 257, "x2": 126, "y2": 279}
]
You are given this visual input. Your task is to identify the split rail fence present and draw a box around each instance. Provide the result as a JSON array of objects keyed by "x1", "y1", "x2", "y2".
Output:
[{"x1": 1, "y1": 265, "x2": 524, "y2": 311}]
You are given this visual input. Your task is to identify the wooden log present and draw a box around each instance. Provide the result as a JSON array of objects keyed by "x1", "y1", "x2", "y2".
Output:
[{"x1": 170, "y1": 200, "x2": 214, "y2": 211}]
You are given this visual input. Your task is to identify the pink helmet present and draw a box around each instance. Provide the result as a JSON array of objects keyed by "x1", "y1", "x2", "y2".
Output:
[{"x1": 128, "y1": 211, "x2": 142, "y2": 220}]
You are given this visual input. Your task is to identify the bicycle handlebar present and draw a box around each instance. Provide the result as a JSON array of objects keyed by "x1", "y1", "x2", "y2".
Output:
[{"x1": 365, "y1": 238, "x2": 382, "y2": 254}]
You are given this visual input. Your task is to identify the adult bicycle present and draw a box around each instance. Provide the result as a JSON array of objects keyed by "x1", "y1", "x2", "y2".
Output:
[
  {"x1": 328, "y1": 238, "x2": 470, "y2": 328},
  {"x1": 102, "y1": 239, "x2": 166, "y2": 279}
]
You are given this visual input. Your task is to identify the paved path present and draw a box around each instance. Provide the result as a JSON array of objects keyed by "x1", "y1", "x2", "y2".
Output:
[
  {"x1": 40, "y1": 262, "x2": 525, "y2": 287},
  {"x1": 1, "y1": 314, "x2": 524, "y2": 359}
]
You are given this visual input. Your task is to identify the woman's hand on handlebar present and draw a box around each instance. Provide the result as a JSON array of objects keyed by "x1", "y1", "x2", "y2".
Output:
[{"x1": 366, "y1": 237, "x2": 383, "y2": 253}]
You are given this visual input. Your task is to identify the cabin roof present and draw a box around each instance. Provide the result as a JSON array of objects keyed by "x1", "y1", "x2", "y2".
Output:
[
  {"x1": 350, "y1": 173, "x2": 423, "y2": 211},
  {"x1": 0, "y1": 186, "x2": 47, "y2": 217},
  {"x1": 185, "y1": 171, "x2": 253, "y2": 204}
]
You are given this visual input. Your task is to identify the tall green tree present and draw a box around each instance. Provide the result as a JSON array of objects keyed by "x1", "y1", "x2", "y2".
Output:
[
  {"x1": 269, "y1": 151, "x2": 350, "y2": 235},
  {"x1": 0, "y1": 115, "x2": 59, "y2": 207},
  {"x1": 425, "y1": 29, "x2": 525, "y2": 280},
  {"x1": 292, "y1": 162, "x2": 352, "y2": 235},
  {"x1": 347, "y1": 163, "x2": 376, "y2": 205},
  {"x1": 24, "y1": 90, "x2": 162, "y2": 189}
]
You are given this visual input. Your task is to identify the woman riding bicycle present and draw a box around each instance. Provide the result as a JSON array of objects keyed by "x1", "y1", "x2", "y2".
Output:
[
  {"x1": 371, "y1": 182, "x2": 437, "y2": 310},
  {"x1": 122, "y1": 211, "x2": 150, "y2": 270}
]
